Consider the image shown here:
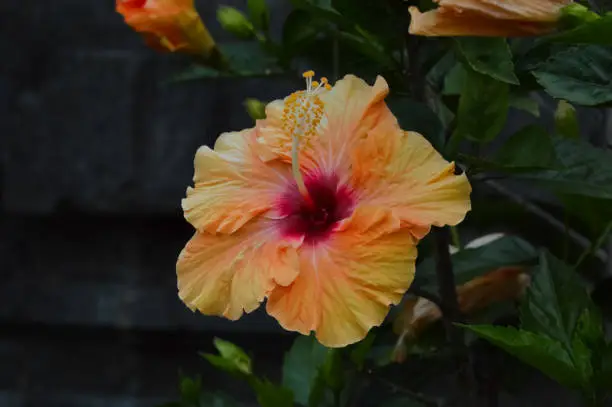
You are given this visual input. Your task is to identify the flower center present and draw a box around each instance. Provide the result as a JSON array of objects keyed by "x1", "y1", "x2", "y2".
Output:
[
  {"x1": 278, "y1": 174, "x2": 354, "y2": 244},
  {"x1": 281, "y1": 71, "x2": 331, "y2": 205},
  {"x1": 121, "y1": 0, "x2": 148, "y2": 8}
]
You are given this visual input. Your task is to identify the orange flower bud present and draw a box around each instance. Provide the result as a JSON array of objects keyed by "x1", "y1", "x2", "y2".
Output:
[
  {"x1": 409, "y1": 0, "x2": 574, "y2": 37},
  {"x1": 117, "y1": 0, "x2": 216, "y2": 56}
]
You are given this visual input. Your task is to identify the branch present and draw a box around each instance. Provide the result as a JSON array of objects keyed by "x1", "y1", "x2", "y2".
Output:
[
  {"x1": 484, "y1": 179, "x2": 608, "y2": 264},
  {"x1": 433, "y1": 228, "x2": 463, "y2": 339},
  {"x1": 574, "y1": 221, "x2": 612, "y2": 269}
]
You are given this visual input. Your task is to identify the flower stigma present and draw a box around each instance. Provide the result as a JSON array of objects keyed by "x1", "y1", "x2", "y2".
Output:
[{"x1": 282, "y1": 71, "x2": 331, "y2": 206}]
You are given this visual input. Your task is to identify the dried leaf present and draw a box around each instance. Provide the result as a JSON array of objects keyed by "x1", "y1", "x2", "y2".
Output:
[{"x1": 393, "y1": 267, "x2": 530, "y2": 362}]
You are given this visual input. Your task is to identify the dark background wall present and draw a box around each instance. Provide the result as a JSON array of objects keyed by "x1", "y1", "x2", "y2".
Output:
[{"x1": 0, "y1": 1, "x2": 298, "y2": 405}]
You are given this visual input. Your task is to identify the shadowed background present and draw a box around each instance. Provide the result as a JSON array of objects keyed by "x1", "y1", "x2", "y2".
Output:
[{"x1": 0, "y1": 1, "x2": 298, "y2": 405}]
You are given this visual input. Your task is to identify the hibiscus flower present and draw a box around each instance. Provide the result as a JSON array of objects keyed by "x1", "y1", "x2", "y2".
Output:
[
  {"x1": 409, "y1": 0, "x2": 573, "y2": 37},
  {"x1": 177, "y1": 72, "x2": 471, "y2": 347},
  {"x1": 116, "y1": 0, "x2": 215, "y2": 55}
]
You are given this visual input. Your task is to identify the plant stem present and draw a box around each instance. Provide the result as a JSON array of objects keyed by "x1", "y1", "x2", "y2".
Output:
[
  {"x1": 574, "y1": 221, "x2": 612, "y2": 269},
  {"x1": 484, "y1": 179, "x2": 608, "y2": 264},
  {"x1": 433, "y1": 228, "x2": 463, "y2": 346},
  {"x1": 450, "y1": 226, "x2": 462, "y2": 250},
  {"x1": 433, "y1": 228, "x2": 480, "y2": 407}
]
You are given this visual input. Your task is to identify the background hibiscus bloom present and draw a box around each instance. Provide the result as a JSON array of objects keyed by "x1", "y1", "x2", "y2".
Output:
[
  {"x1": 116, "y1": 0, "x2": 216, "y2": 54},
  {"x1": 409, "y1": 0, "x2": 573, "y2": 37}
]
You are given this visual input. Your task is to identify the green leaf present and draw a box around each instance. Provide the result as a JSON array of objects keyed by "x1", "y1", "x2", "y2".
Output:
[
  {"x1": 574, "y1": 307, "x2": 605, "y2": 350},
  {"x1": 251, "y1": 379, "x2": 294, "y2": 407},
  {"x1": 202, "y1": 354, "x2": 245, "y2": 377},
  {"x1": 453, "y1": 69, "x2": 509, "y2": 143},
  {"x1": 321, "y1": 349, "x2": 344, "y2": 391},
  {"x1": 533, "y1": 46, "x2": 612, "y2": 106},
  {"x1": 427, "y1": 50, "x2": 457, "y2": 89},
  {"x1": 558, "y1": 3, "x2": 600, "y2": 29},
  {"x1": 282, "y1": 336, "x2": 329, "y2": 406},
  {"x1": 520, "y1": 137, "x2": 612, "y2": 200},
  {"x1": 349, "y1": 332, "x2": 376, "y2": 371},
  {"x1": 336, "y1": 30, "x2": 397, "y2": 69},
  {"x1": 214, "y1": 338, "x2": 252, "y2": 374},
  {"x1": 560, "y1": 194, "x2": 612, "y2": 236},
  {"x1": 509, "y1": 91, "x2": 540, "y2": 117},
  {"x1": 221, "y1": 42, "x2": 282, "y2": 76},
  {"x1": 180, "y1": 375, "x2": 202, "y2": 406},
  {"x1": 387, "y1": 97, "x2": 445, "y2": 151},
  {"x1": 442, "y1": 63, "x2": 466, "y2": 95},
  {"x1": 248, "y1": 0, "x2": 270, "y2": 31},
  {"x1": 456, "y1": 37, "x2": 519, "y2": 85},
  {"x1": 555, "y1": 100, "x2": 580, "y2": 139},
  {"x1": 217, "y1": 7, "x2": 256, "y2": 39},
  {"x1": 425, "y1": 87, "x2": 455, "y2": 132},
  {"x1": 571, "y1": 337, "x2": 594, "y2": 389},
  {"x1": 572, "y1": 307, "x2": 604, "y2": 386},
  {"x1": 201, "y1": 338, "x2": 252, "y2": 376},
  {"x1": 520, "y1": 252, "x2": 590, "y2": 347},
  {"x1": 550, "y1": 13, "x2": 612, "y2": 45},
  {"x1": 495, "y1": 125, "x2": 557, "y2": 170},
  {"x1": 462, "y1": 325, "x2": 583, "y2": 388},
  {"x1": 282, "y1": 10, "x2": 323, "y2": 52},
  {"x1": 167, "y1": 42, "x2": 282, "y2": 83},
  {"x1": 572, "y1": 310, "x2": 601, "y2": 391},
  {"x1": 289, "y1": 0, "x2": 343, "y2": 21},
  {"x1": 413, "y1": 236, "x2": 537, "y2": 293},
  {"x1": 244, "y1": 98, "x2": 267, "y2": 120},
  {"x1": 331, "y1": 0, "x2": 404, "y2": 49}
]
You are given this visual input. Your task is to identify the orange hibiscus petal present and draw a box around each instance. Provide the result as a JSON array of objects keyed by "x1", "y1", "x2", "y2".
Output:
[
  {"x1": 267, "y1": 207, "x2": 417, "y2": 347},
  {"x1": 437, "y1": 0, "x2": 572, "y2": 22},
  {"x1": 255, "y1": 75, "x2": 397, "y2": 176},
  {"x1": 183, "y1": 129, "x2": 292, "y2": 234},
  {"x1": 312, "y1": 75, "x2": 397, "y2": 175},
  {"x1": 177, "y1": 221, "x2": 300, "y2": 320},
  {"x1": 408, "y1": 6, "x2": 555, "y2": 37},
  {"x1": 117, "y1": 0, "x2": 216, "y2": 54},
  {"x1": 352, "y1": 128, "x2": 471, "y2": 238}
]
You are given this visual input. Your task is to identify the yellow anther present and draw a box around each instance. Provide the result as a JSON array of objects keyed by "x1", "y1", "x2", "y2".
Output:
[{"x1": 280, "y1": 72, "x2": 333, "y2": 202}]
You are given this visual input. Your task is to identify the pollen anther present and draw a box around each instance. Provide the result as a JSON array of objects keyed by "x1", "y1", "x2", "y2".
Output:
[{"x1": 281, "y1": 71, "x2": 332, "y2": 202}]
